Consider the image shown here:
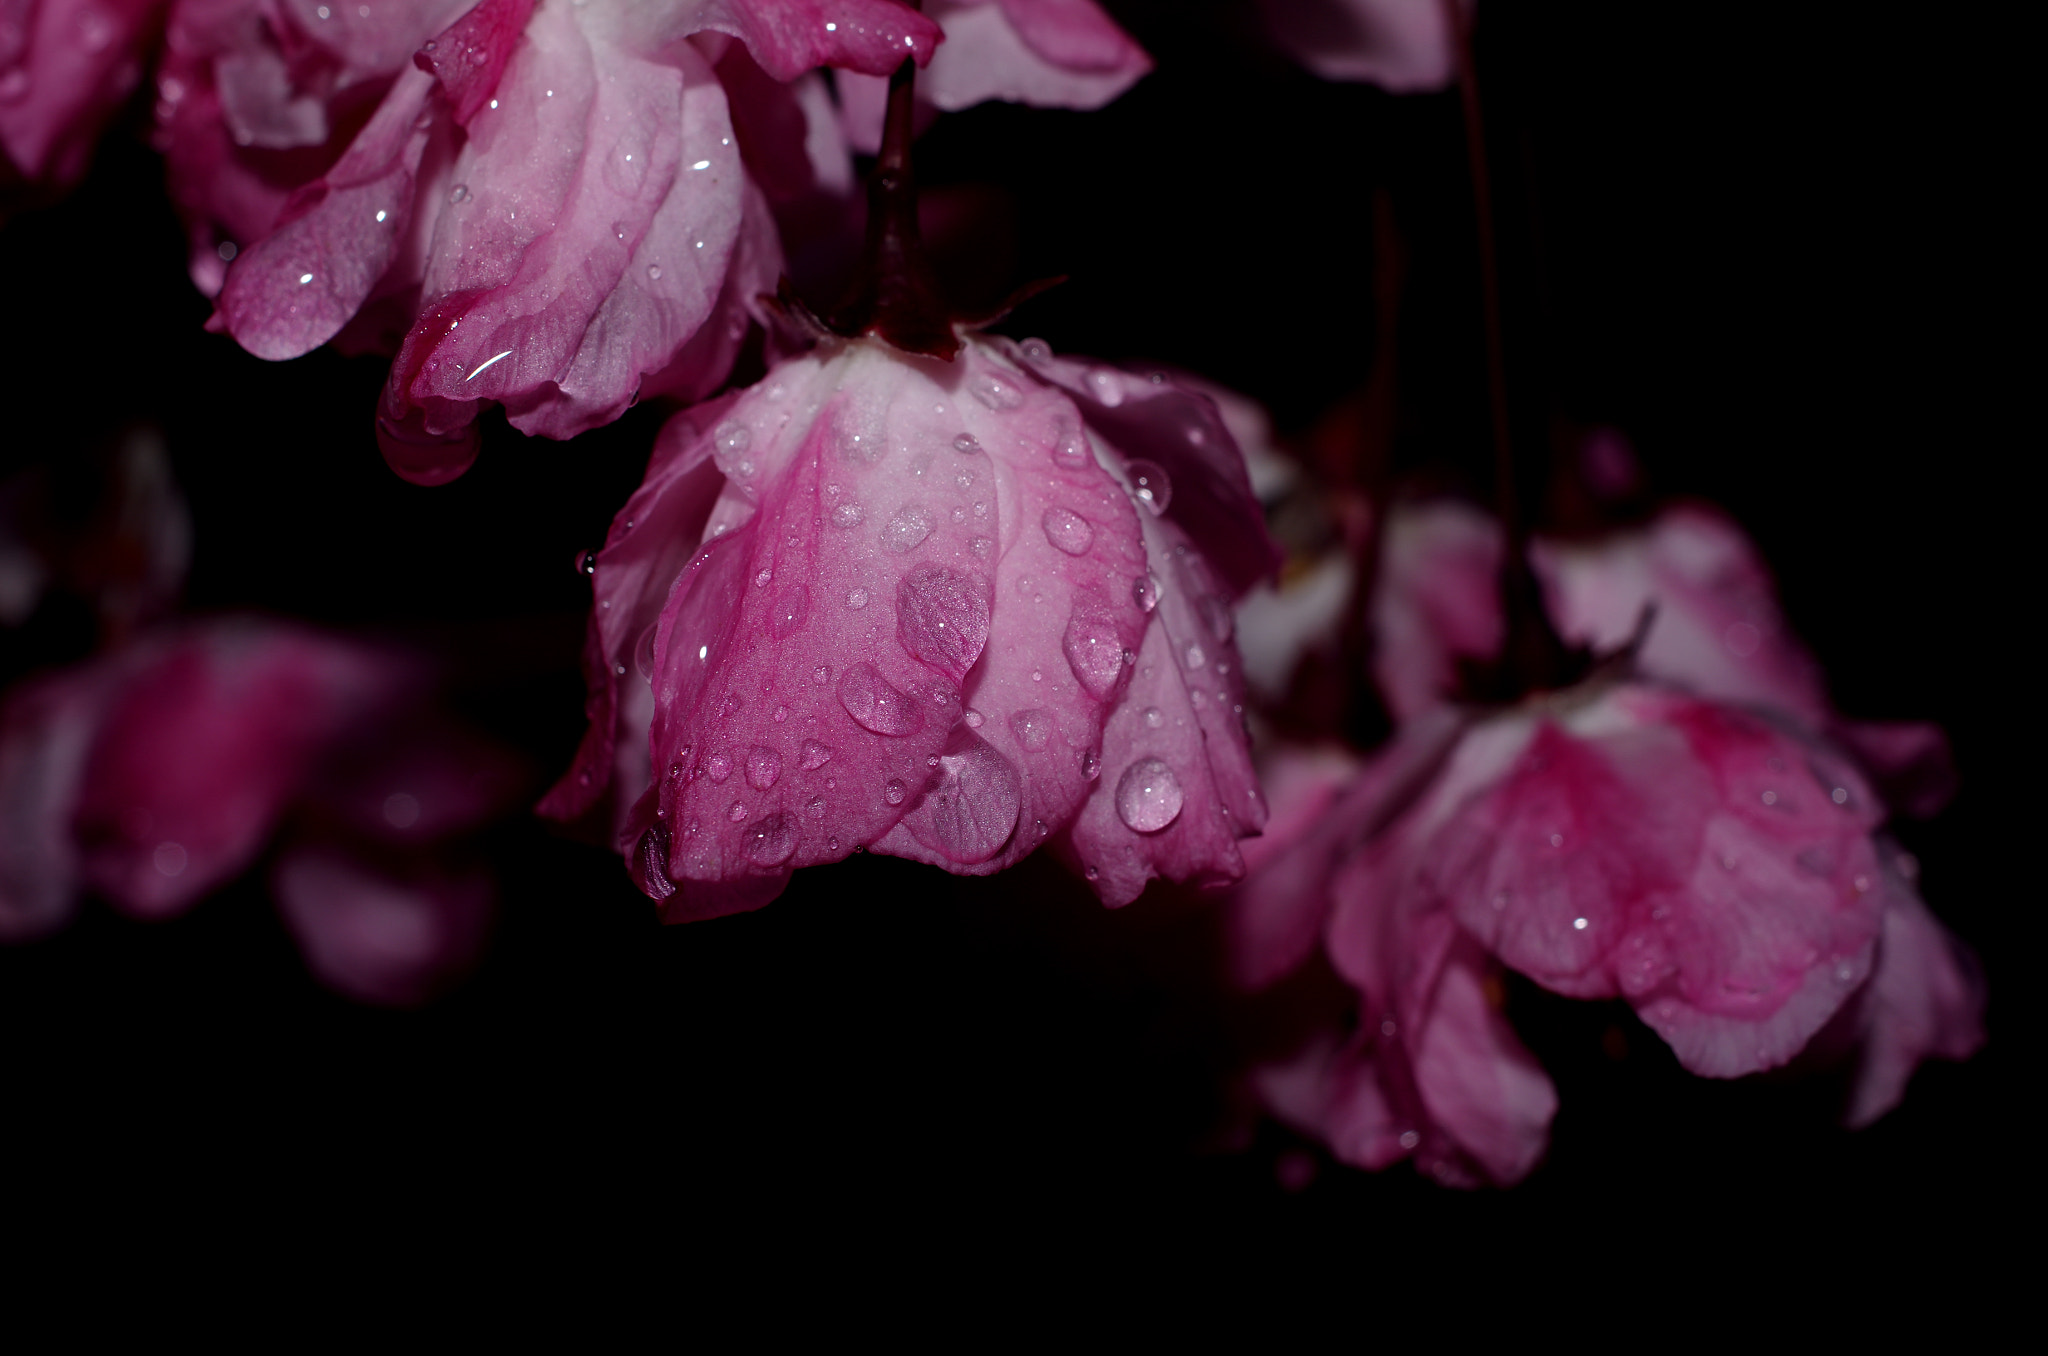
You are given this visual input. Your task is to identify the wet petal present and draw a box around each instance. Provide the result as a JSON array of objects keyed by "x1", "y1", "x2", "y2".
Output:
[{"x1": 271, "y1": 839, "x2": 495, "y2": 1007}]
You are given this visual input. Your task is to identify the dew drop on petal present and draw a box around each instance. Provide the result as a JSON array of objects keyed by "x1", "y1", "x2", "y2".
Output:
[
  {"x1": 884, "y1": 505, "x2": 936, "y2": 552},
  {"x1": 953, "y1": 434, "x2": 982, "y2": 455},
  {"x1": 970, "y1": 371, "x2": 1024, "y2": 410},
  {"x1": 449, "y1": 182, "x2": 468, "y2": 203},
  {"x1": 964, "y1": 709, "x2": 984, "y2": 729},
  {"x1": 1086, "y1": 367, "x2": 1124, "y2": 406},
  {"x1": 1141, "y1": 706, "x2": 1163, "y2": 728},
  {"x1": 831, "y1": 500, "x2": 865, "y2": 529},
  {"x1": 1010, "y1": 708, "x2": 1054, "y2": 751},
  {"x1": 847, "y1": 587, "x2": 870, "y2": 609},
  {"x1": 1114, "y1": 758, "x2": 1184, "y2": 833},
  {"x1": 769, "y1": 584, "x2": 810, "y2": 638},
  {"x1": 800, "y1": 740, "x2": 833, "y2": 770},
  {"x1": 884, "y1": 778, "x2": 907, "y2": 805},
  {"x1": 1133, "y1": 573, "x2": 1161, "y2": 613},
  {"x1": 745, "y1": 813, "x2": 798, "y2": 866},
  {"x1": 728, "y1": 801, "x2": 746, "y2": 822},
  {"x1": 1042, "y1": 507, "x2": 1094, "y2": 555},
  {"x1": 837, "y1": 663, "x2": 925, "y2": 736},
  {"x1": 1080, "y1": 749, "x2": 1101, "y2": 781},
  {"x1": 1184, "y1": 643, "x2": 1207, "y2": 671},
  {"x1": 746, "y1": 745, "x2": 783, "y2": 791},
  {"x1": 1126, "y1": 459, "x2": 1172, "y2": 515},
  {"x1": 706, "y1": 753, "x2": 733, "y2": 784},
  {"x1": 647, "y1": 264, "x2": 662, "y2": 280},
  {"x1": 1051, "y1": 426, "x2": 1091, "y2": 469}
]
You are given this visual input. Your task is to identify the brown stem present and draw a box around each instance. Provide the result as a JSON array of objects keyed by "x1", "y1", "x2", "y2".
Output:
[{"x1": 827, "y1": 10, "x2": 958, "y2": 359}]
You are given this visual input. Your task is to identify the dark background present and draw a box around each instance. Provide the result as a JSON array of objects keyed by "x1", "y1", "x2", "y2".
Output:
[{"x1": 1, "y1": 1, "x2": 2030, "y2": 1286}]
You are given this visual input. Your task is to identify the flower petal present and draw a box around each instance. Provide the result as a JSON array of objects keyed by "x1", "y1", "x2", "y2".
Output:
[
  {"x1": 1257, "y1": 0, "x2": 1460, "y2": 93},
  {"x1": 270, "y1": 840, "x2": 495, "y2": 1007},
  {"x1": 0, "y1": 659, "x2": 124, "y2": 941},
  {"x1": 0, "y1": 0, "x2": 161, "y2": 189},
  {"x1": 1370, "y1": 499, "x2": 1502, "y2": 721}
]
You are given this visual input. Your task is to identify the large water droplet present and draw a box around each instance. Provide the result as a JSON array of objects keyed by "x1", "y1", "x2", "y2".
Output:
[
  {"x1": 838, "y1": 663, "x2": 925, "y2": 736},
  {"x1": 1042, "y1": 507, "x2": 1094, "y2": 555},
  {"x1": 744, "y1": 813, "x2": 798, "y2": 866},
  {"x1": 1115, "y1": 758, "x2": 1184, "y2": 833},
  {"x1": 896, "y1": 565, "x2": 992, "y2": 680},
  {"x1": 1064, "y1": 610, "x2": 1127, "y2": 699},
  {"x1": 1126, "y1": 459, "x2": 1172, "y2": 515},
  {"x1": 884, "y1": 505, "x2": 936, "y2": 553},
  {"x1": 706, "y1": 753, "x2": 734, "y2": 784},
  {"x1": 1010, "y1": 708, "x2": 1055, "y2": 751},
  {"x1": 1133, "y1": 573, "x2": 1161, "y2": 613},
  {"x1": 907, "y1": 737, "x2": 1022, "y2": 864},
  {"x1": 1086, "y1": 367, "x2": 1125, "y2": 406},
  {"x1": 1051, "y1": 426, "x2": 1091, "y2": 469},
  {"x1": 953, "y1": 433, "x2": 982, "y2": 455},
  {"x1": 831, "y1": 500, "x2": 864, "y2": 529},
  {"x1": 970, "y1": 371, "x2": 1024, "y2": 411},
  {"x1": 746, "y1": 745, "x2": 783, "y2": 791},
  {"x1": 1142, "y1": 706, "x2": 1163, "y2": 728},
  {"x1": 800, "y1": 740, "x2": 833, "y2": 770},
  {"x1": 884, "y1": 778, "x2": 907, "y2": 805}
]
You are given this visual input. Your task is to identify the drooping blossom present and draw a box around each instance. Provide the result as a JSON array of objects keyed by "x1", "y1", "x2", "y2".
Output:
[
  {"x1": 542, "y1": 333, "x2": 1277, "y2": 916},
  {"x1": 152, "y1": 0, "x2": 944, "y2": 483},
  {"x1": 1227, "y1": 499, "x2": 1984, "y2": 1183},
  {"x1": 837, "y1": 0, "x2": 1150, "y2": 153},
  {"x1": 1257, "y1": 0, "x2": 1466, "y2": 93},
  {"x1": 0, "y1": 619, "x2": 524, "y2": 1004},
  {"x1": 0, "y1": 0, "x2": 165, "y2": 197}
]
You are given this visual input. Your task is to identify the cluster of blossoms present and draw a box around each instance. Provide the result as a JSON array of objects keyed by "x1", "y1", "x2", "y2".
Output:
[
  {"x1": 1230, "y1": 495, "x2": 1984, "y2": 1185},
  {"x1": 1, "y1": 0, "x2": 1983, "y2": 1185}
]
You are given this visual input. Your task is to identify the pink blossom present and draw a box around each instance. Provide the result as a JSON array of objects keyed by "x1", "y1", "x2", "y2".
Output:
[
  {"x1": 0, "y1": 619, "x2": 523, "y2": 1003},
  {"x1": 838, "y1": 0, "x2": 1149, "y2": 153},
  {"x1": 153, "y1": 0, "x2": 943, "y2": 483},
  {"x1": 1257, "y1": 0, "x2": 1465, "y2": 93},
  {"x1": 543, "y1": 334, "x2": 1276, "y2": 916},
  {"x1": 0, "y1": 0, "x2": 165, "y2": 194}
]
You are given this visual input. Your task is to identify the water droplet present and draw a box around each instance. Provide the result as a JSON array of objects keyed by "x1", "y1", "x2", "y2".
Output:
[
  {"x1": 728, "y1": 801, "x2": 746, "y2": 823},
  {"x1": 1051, "y1": 426, "x2": 1091, "y2": 469},
  {"x1": 1042, "y1": 507, "x2": 1094, "y2": 555},
  {"x1": 769, "y1": 584, "x2": 810, "y2": 638},
  {"x1": 1832, "y1": 786, "x2": 1849, "y2": 805},
  {"x1": 450, "y1": 182, "x2": 469, "y2": 203},
  {"x1": 1086, "y1": 367, "x2": 1124, "y2": 406},
  {"x1": 970, "y1": 371, "x2": 1024, "y2": 410},
  {"x1": 773, "y1": 706, "x2": 788, "y2": 723},
  {"x1": 1133, "y1": 573, "x2": 1161, "y2": 612},
  {"x1": 907, "y1": 738, "x2": 1022, "y2": 863},
  {"x1": 1141, "y1": 707, "x2": 1163, "y2": 728},
  {"x1": 896, "y1": 565, "x2": 992, "y2": 679},
  {"x1": 1010, "y1": 708, "x2": 1054, "y2": 751},
  {"x1": 1573, "y1": 917, "x2": 1589, "y2": 930},
  {"x1": 1021, "y1": 338, "x2": 1051, "y2": 361},
  {"x1": 1185, "y1": 643, "x2": 1207, "y2": 671},
  {"x1": 714, "y1": 420, "x2": 749, "y2": 458},
  {"x1": 1397, "y1": 1130, "x2": 1420, "y2": 1151},
  {"x1": 1550, "y1": 833, "x2": 1564, "y2": 847},
  {"x1": 746, "y1": 746, "x2": 783, "y2": 791},
  {"x1": 1126, "y1": 459, "x2": 1172, "y2": 515},
  {"x1": 705, "y1": 753, "x2": 734, "y2": 784},
  {"x1": 1761, "y1": 790, "x2": 1778, "y2": 806},
  {"x1": 953, "y1": 434, "x2": 982, "y2": 455},
  {"x1": 964, "y1": 709, "x2": 985, "y2": 728},
  {"x1": 806, "y1": 797, "x2": 827, "y2": 820},
  {"x1": 575, "y1": 549, "x2": 598, "y2": 575},
  {"x1": 884, "y1": 505, "x2": 936, "y2": 552},
  {"x1": 634, "y1": 624, "x2": 658, "y2": 681},
  {"x1": 884, "y1": 778, "x2": 907, "y2": 805},
  {"x1": 800, "y1": 740, "x2": 833, "y2": 770},
  {"x1": 647, "y1": 264, "x2": 663, "y2": 281},
  {"x1": 970, "y1": 536, "x2": 993, "y2": 559},
  {"x1": 745, "y1": 813, "x2": 798, "y2": 866},
  {"x1": 1084, "y1": 865, "x2": 1100, "y2": 881},
  {"x1": 837, "y1": 663, "x2": 925, "y2": 736},
  {"x1": 1080, "y1": 750, "x2": 1101, "y2": 781},
  {"x1": 830, "y1": 500, "x2": 866, "y2": 530},
  {"x1": 1114, "y1": 758, "x2": 1184, "y2": 832},
  {"x1": 754, "y1": 568, "x2": 773, "y2": 588},
  {"x1": 847, "y1": 587, "x2": 870, "y2": 609}
]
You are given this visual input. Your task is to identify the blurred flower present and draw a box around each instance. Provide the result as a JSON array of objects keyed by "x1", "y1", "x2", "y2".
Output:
[
  {"x1": 151, "y1": 0, "x2": 943, "y2": 483},
  {"x1": 0, "y1": 0, "x2": 165, "y2": 197},
  {"x1": 542, "y1": 333, "x2": 1276, "y2": 916},
  {"x1": 0, "y1": 618, "x2": 525, "y2": 1004},
  {"x1": 1226, "y1": 498, "x2": 1985, "y2": 1184},
  {"x1": 1257, "y1": 0, "x2": 1466, "y2": 93},
  {"x1": 838, "y1": 0, "x2": 1150, "y2": 152}
]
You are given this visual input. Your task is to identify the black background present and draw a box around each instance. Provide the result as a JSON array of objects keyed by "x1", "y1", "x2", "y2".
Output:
[{"x1": 0, "y1": 1, "x2": 2029, "y2": 1290}]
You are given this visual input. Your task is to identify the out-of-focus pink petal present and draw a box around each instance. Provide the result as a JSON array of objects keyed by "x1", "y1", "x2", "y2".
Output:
[
  {"x1": 0, "y1": 660, "x2": 128, "y2": 940},
  {"x1": 383, "y1": 19, "x2": 743, "y2": 446},
  {"x1": 1227, "y1": 710, "x2": 1461, "y2": 990},
  {"x1": 0, "y1": 0, "x2": 163, "y2": 190},
  {"x1": 1254, "y1": 1031, "x2": 1408, "y2": 1172},
  {"x1": 1015, "y1": 346, "x2": 1281, "y2": 599},
  {"x1": 1531, "y1": 505, "x2": 1829, "y2": 723},
  {"x1": 1370, "y1": 499, "x2": 1501, "y2": 720},
  {"x1": 70, "y1": 623, "x2": 407, "y2": 919},
  {"x1": 216, "y1": 64, "x2": 436, "y2": 360},
  {"x1": 1233, "y1": 551, "x2": 1351, "y2": 702},
  {"x1": 538, "y1": 393, "x2": 737, "y2": 827},
  {"x1": 1405, "y1": 941, "x2": 1557, "y2": 1186},
  {"x1": 641, "y1": 177, "x2": 783, "y2": 406},
  {"x1": 1059, "y1": 506, "x2": 1260, "y2": 905},
  {"x1": 1842, "y1": 848, "x2": 1986, "y2": 1127},
  {"x1": 1431, "y1": 687, "x2": 1888, "y2": 1078},
  {"x1": 1831, "y1": 720, "x2": 1958, "y2": 819},
  {"x1": 1257, "y1": 0, "x2": 1461, "y2": 93},
  {"x1": 271, "y1": 840, "x2": 494, "y2": 1007}
]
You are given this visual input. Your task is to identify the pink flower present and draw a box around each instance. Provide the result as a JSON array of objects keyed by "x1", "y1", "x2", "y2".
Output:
[
  {"x1": 0, "y1": 619, "x2": 523, "y2": 1004},
  {"x1": 542, "y1": 334, "x2": 1276, "y2": 916},
  {"x1": 0, "y1": 0, "x2": 165, "y2": 195},
  {"x1": 154, "y1": 0, "x2": 943, "y2": 482},
  {"x1": 1256, "y1": 0, "x2": 1466, "y2": 93},
  {"x1": 838, "y1": 0, "x2": 1150, "y2": 153}
]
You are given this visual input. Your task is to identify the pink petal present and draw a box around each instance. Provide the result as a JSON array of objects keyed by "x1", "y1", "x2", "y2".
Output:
[
  {"x1": 69, "y1": 623, "x2": 407, "y2": 920},
  {"x1": 1433, "y1": 687, "x2": 1889, "y2": 1078},
  {"x1": 1831, "y1": 720, "x2": 1958, "y2": 819},
  {"x1": 302, "y1": 711, "x2": 528, "y2": 845},
  {"x1": 413, "y1": 0, "x2": 534, "y2": 127},
  {"x1": 1013, "y1": 346, "x2": 1281, "y2": 599},
  {"x1": 271, "y1": 839, "x2": 494, "y2": 1007},
  {"x1": 1842, "y1": 848, "x2": 1986, "y2": 1127},
  {"x1": 681, "y1": 0, "x2": 943, "y2": 82},
  {"x1": 876, "y1": 345, "x2": 1149, "y2": 879},
  {"x1": 1531, "y1": 505, "x2": 1830, "y2": 723},
  {"x1": 1257, "y1": 0, "x2": 1461, "y2": 93},
  {"x1": 539, "y1": 395, "x2": 737, "y2": 828},
  {"x1": 1370, "y1": 498, "x2": 1501, "y2": 721},
  {"x1": 0, "y1": 659, "x2": 128, "y2": 940},
  {"x1": 1059, "y1": 511, "x2": 1262, "y2": 906},
  {"x1": 383, "y1": 18, "x2": 745, "y2": 449},
  {"x1": 0, "y1": 0, "x2": 162, "y2": 189},
  {"x1": 215, "y1": 64, "x2": 437, "y2": 360},
  {"x1": 1254, "y1": 1030, "x2": 1409, "y2": 1172}
]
